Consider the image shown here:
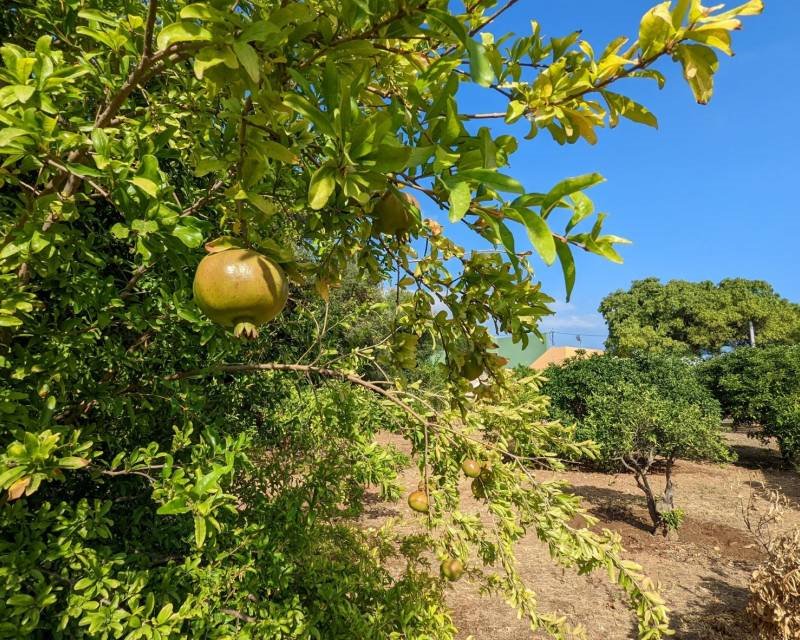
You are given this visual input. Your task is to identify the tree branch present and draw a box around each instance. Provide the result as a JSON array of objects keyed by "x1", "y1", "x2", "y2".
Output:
[
  {"x1": 142, "y1": 0, "x2": 159, "y2": 60},
  {"x1": 164, "y1": 363, "x2": 431, "y2": 427}
]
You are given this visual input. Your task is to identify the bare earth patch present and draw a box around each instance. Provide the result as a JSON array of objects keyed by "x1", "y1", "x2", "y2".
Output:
[{"x1": 364, "y1": 432, "x2": 800, "y2": 639}]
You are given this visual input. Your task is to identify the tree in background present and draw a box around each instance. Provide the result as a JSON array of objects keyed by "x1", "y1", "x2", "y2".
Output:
[
  {"x1": 0, "y1": 0, "x2": 761, "y2": 637},
  {"x1": 700, "y1": 345, "x2": 800, "y2": 466},
  {"x1": 543, "y1": 355, "x2": 731, "y2": 535},
  {"x1": 600, "y1": 278, "x2": 800, "y2": 356}
]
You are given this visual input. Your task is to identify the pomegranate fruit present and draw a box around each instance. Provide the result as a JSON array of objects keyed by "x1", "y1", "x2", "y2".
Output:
[
  {"x1": 460, "y1": 357, "x2": 483, "y2": 381},
  {"x1": 193, "y1": 248, "x2": 288, "y2": 339},
  {"x1": 372, "y1": 190, "x2": 420, "y2": 235},
  {"x1": 407, "y1": 489, "x2": 429, "y2": 513},
  {"x1": 471, "y1": 478, "x2": 486, "y2": 499},
  {"x1": 440, "y1": 558, "x2": 464, "y2": 581},
  {"x1": 461, "y1": 459, "x2": 481, "y2": 478}
]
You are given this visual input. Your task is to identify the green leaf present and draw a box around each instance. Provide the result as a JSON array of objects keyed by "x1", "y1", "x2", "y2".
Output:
[
  {"x1": 77, "y1": 9, "x2": 118, "y2": 26},
  {"x1": 674, "y1": 44, "x2": 719, "y2": 104},
  {"x1": 505, "y1": 100, "x2": 527, "y2": 124},
  {"x1": 0, "y1": 127, "x2": 31, "y2": 146},
  {"x1": 233, "y1": 41, "x2": 260, "y2": 83},
  {"x1": 542, "y1": 174, "x2": 604, "y2": 215},
  {"x1": 156, "y1": 497, "x2": 190, "y2": 515},
  {"x1": 172, "y1": 224, "x2": 204, "y2": 248},
  {"x1": 156, "y1": 22, "x2": 213, "y2": 51},
  {"x1": 512, "y1": 208, "x2": 556, "y2": 265},
  {"x1": 260, "y1": 140, "x2": 298, "y2": 164},
  {"x1": 465, "y1": 39, "x2": 495, "y2": 87},
  {"x1": 604, "y1": 92, "x2": 658, "y2": 129},
  {"x1": 129, "y1": 177, "x2": 159, "y2": 198},
  {"x1": 283, "y1": 94, "x2": 336, "y2": 137},
  {"x1": 180, "y1": 3, "x2": 226, "y2": 22},
  {"x1": 58, "y1": 456, "x2": 90, "y2": 469},
  {"x1": 194, "y1": 515, "x2": 207, "y2": 548},
  {"x1": 555, "y1": 240, "x2": 576, "y2": 302},
  {"x1": 638, "y1": 3, "x2": 675, "y2": 58},
  {"x1": 456, "y1": 169, "x2": 524, "y2": 194},
  {"x1": 110, "y1": 223, "x2": 129, "y2": 239},
  {"x1": 308, "y1": 165, "x2": 336, "y2": 210},
  {"x1": 448, "y1": 181, "x2": 471, "y2": 222},
  {"x1": 0, "y1": 85, "x2": 35, "y2": 107}
]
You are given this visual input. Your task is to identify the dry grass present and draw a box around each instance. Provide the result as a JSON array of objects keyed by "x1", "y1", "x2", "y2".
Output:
[{"x1": 363, "y1": 432, "x2": 800, "y2": 640}]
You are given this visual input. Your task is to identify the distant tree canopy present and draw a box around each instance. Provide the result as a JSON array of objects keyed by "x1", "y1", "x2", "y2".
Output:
[{"x1": 600, "y1": 278, "x2": 800, "y2": 356}]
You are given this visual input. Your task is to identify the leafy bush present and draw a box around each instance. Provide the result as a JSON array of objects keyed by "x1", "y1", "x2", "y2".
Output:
[
  {"x1": 699, "y1": 345, "x2": 800, "y2": 463},
  {"x1": 0, "y1": 0, "x2": 761, "y2": 637},
  {"x1": 543, "y1": 355, "x2": 730, "y2": 534}
]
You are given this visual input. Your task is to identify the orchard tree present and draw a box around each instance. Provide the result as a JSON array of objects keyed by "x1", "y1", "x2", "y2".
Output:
[
  {"x1": 600, "y1": 278, "x2": 800, "y2": 356},
  {"x1": 700, "y1": 345, "x2": 800, "y2": 465},
  {"x1": 0, "y1": 1, "x2": 761, "y2": 638},
  {"x1": 543, "y1": 354, "x2": 731, "y2": 535}
]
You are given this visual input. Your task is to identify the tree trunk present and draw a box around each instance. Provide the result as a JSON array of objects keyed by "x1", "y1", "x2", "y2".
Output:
[
  {"x1": 635, "y1": 471, "x2": 662, "y2": 535},
  {"x1": 662, "y1": 458, "x2": 675, "y2": 513}
]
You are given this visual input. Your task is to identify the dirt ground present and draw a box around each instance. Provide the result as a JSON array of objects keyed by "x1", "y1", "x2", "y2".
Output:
[{"x1": 362, "y1": 431, "x2": 800, "y2": 640}]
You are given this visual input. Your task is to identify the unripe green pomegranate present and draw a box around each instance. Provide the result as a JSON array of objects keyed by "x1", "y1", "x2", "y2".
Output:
[
  {"x1": 372, "y1": 190, "x2": 420, "y2": 235},
  {"x1": 440, "y1": 558, "x2": 464, "y2": 581},
  {"x1": 461, "y1": 459, "x2": 481, "y2": 478},
  {"x1": 460, "y1": 357, "x2": 483, "y2": 381},
  {"x1": 193, "y1": 248, "x2": 288, "y2": 339},
  {"x1": 407, "y1": 489, "x2": 429, "y2": 513},
  {"x1": 471, "y1": 478, "x2": 486, "y2": 499}
]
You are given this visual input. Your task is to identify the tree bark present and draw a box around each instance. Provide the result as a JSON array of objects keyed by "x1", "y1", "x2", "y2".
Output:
[
  {"x1": 662, "y1": 458, "x2": 676, "y2": 513},
  {"x1": 636, "y1": 471, "x2": 662, "y2": 535}
]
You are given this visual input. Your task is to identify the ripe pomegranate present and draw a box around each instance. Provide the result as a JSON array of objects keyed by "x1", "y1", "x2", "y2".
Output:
[
  {"x1": 193, "y1": 248, "x2": 288, "y2": 339},
  {"x1": 461, "y1": 459, "x2": 481, "y2": 478},
  {"x1": 372, "y1": 190, "x2": 420, "y2": 235},
  {"x1": 407, "y1": 489, "x2": 429, "y2": 513},
  {"x1": 440, "y1": 558, "x2": 464, "y2": 581}
]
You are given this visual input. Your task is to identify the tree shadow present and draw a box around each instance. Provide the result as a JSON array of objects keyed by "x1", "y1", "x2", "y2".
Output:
[
  {"x1": 569, "y1": 484, "x2": 654, "y2": 534},
  {"x1": 730, "y1": 439, "x2": 789, "y2": 471},
  {"x1": 669, "y1": 568, "x2": 756, "y2": 640}
]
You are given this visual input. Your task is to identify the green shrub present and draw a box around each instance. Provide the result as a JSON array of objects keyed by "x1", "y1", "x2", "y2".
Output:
[
  {"x1": 543, "y1": 355, "x2": 730, "y2": 534},
  {"x1": 700, "y1": 345, "x2": 800, "y2": 463}
]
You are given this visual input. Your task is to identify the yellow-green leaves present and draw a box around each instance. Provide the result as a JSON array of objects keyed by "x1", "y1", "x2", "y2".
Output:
[
  {"x1": 156, "y1": 22, "x2": 212, "y2": 51},
  {"x1": 513, "y1": 208, "x2": 556, "y2": 266},
  {"x1": 542, "y1": 173, "x2": 605, "y2": 216},
  {"x1": 232, "y1": 41, "x2": 259, "y2": 83},
  {"x1": 448, "y1": 182, "x2": 471, "y2": 222},
  {"x1": 308, "y1": 164, "x2": 337, "y2": 210},
  {"x1": 674, "y1": 43, "x2": 718, "y2": 104},
  {"x1": 638, "y1": 2, "x2": 676, "y2": 58}
]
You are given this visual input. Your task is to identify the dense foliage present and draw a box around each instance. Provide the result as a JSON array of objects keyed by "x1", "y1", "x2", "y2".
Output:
[
  {"x1": 600, "y1": 278, "x2": 800, "y2": 356},
  {"x1": 543, "y1": 354, "x2": 730, "y2": 534},
  {"x1": 0, "y1": 0, "x2": 761, "y2": 637},
  {"x1": 700, "y1": 345, "x2": 800, "y2": 466}
]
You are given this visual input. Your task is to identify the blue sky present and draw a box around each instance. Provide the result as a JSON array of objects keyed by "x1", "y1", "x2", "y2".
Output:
[{"x1": 426, "y1": 1, "x2": 799, "y2": 349}]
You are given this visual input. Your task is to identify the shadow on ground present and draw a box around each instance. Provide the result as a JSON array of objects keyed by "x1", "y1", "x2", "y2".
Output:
[
  {"x1": 569, "y1": 483, "x2": 654, "y2": 534},
  {"x1": 670, "y1": 570, "x2": 756, "y2": 640}
]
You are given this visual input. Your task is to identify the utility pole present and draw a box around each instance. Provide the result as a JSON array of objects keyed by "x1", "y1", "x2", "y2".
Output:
[{"x1": 749, "y1": 320, "x2": 756, "y2": 347}]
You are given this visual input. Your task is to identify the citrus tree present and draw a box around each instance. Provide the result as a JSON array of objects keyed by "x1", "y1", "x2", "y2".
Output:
[
  {"x1": 700, "y1": 345, "x2": 800, "y2": 466},
  {"x1": 0, "y1": 1, "x2": 761, "y2": 638},
  {"x1": 543, "y1": 354, "x2": 731, "y2": 535}
]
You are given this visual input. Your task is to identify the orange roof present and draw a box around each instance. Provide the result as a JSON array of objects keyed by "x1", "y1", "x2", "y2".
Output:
[{"x1": 530, "y1": 346, "x2": 604, "y2": 371}]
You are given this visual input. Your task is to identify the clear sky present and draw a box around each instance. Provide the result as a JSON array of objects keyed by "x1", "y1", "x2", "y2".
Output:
[{"x1": 426, "y1": 1, "x2": 799, "y2": 350}]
